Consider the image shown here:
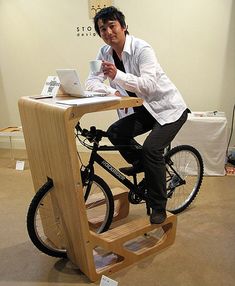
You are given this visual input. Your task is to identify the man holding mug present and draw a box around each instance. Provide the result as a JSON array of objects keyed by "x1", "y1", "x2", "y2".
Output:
[{"x1": 86, "y1": 6, "x2": 188, "y2": 224}]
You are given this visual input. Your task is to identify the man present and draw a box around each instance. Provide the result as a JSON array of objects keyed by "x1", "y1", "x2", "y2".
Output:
[{"x1": 86, "y1": 6, "x2": 188, "y2": 224}]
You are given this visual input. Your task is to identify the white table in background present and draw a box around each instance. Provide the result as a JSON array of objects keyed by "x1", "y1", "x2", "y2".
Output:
[
  {"x1": 172, "y1": 113, "x2": 227, "y2": 176},
  {"x1": 0, "y1": 127, "x2": 23, "y2": 160}
]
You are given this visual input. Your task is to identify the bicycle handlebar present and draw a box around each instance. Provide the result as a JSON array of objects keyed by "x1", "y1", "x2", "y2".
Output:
[
  {"x1": 75, "y1": 121, "x2": 107, "y2": 143},
  {"x1": 75, "y1": 121, "x2": 143, "y2": 152}
]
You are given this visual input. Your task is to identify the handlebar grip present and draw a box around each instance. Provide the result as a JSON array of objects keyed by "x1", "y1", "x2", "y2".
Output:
[
  {"x1": 75, "y1": 122, "x2": 90, "y2": 137},
  {"x1": 75, "y1": 122, "x2": 82, "y2": 132},
  {"x1": 76, "y1": 122, "x2": 107, "y2": 142}
]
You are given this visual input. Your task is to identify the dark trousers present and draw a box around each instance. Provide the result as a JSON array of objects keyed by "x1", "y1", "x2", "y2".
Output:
[{"x1": 107, "y1": 107, "x2": 188, "y2": 211}]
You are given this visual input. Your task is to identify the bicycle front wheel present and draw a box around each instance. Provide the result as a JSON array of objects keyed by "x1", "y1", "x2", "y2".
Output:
[
  {"x1": 27, "y1": 175, "x2": 114, "y2": 258},
  {"x1": 165, "y1": 145, "x2": 204, "y2": 214},
  {"x1": 27, "y1": 179, "x2": 67, "y2": 258},
  {"x1": 83, "y1": 174, "x2": 114, "y2": 233}
]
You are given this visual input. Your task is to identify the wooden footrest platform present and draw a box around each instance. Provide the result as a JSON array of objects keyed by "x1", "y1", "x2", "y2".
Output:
[
  {"x1": 87, "y1": 212, "x2": 177, "y2": 281},
  {"x1": 112, "y1": 187, "x2": 129, "y2": 222}
]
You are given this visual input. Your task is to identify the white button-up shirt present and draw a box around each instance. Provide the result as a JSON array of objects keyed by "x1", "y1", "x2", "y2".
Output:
[{"x1": 85, "y1": 34, "x2": 187, "y2": 125}]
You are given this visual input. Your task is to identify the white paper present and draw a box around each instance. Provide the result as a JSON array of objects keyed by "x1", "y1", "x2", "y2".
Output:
[
  {"x1": 100, "y1": 275, "x2": 118, "y2": 286},
  {"x1": 16, "y1": 160, "x2": 25, "y2": 171},
  {"x1": 41, "y1": 76, "x2": 60, "y2": 97},
  {"x1": 56, "y1": 96, "x2": 121, "y2": 106}
]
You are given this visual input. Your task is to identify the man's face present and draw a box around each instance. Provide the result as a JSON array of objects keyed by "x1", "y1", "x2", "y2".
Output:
[{"x1": 97, "y1": 19, "x2": 126, "y2": 47}]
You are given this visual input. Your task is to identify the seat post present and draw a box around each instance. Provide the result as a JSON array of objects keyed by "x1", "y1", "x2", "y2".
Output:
[{"x1": 133, "y1": 174, "x2": 138, "y2": 186}]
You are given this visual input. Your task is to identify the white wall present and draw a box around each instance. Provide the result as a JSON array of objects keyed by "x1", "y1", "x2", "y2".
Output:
[{"x1": 0, "y1": 0, "x2": 234, "y2": 148}]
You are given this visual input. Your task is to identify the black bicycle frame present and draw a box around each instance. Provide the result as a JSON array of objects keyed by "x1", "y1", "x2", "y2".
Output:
[{"x1": 88, "y1": 147, "x2": 137, "y2": 192}]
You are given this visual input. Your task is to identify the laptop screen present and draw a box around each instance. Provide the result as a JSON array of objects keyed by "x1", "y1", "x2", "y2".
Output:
[{"x1": 56, "y1": 69, "x2": 85, "y2": 97}]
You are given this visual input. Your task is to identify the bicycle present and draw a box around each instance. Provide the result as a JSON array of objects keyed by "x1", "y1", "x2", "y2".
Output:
[{"x1": 27, "y1": 121, "x2": 204, "y2": 258}]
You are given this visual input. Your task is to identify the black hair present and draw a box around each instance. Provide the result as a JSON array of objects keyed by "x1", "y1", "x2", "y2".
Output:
[{"x1": 94, "y1": 6, "x2": 129, "y2": 36}]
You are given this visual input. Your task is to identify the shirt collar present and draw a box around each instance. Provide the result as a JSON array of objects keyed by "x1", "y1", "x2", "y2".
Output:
[
  {"x1": 123, "y1": 34, "x2": 131, "y2": 55},
  {"x1": 107, "y1": 34, "x2": 132, "y2": 56}
]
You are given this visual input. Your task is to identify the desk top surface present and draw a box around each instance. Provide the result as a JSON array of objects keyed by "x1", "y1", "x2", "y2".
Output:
[{"x1": 20, "y1": 95, "x2": 143, "y2": 116}]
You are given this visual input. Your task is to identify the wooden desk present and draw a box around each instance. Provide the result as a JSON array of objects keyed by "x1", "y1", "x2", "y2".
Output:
[{"x1": 19, "y1": 95, "x2": 176, "y2": 281}]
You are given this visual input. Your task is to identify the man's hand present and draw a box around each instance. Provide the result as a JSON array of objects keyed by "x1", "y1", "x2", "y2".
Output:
[
  {"x1": 102, "y1": 61, "x2": 117, "y2": 80},
  {"x1": 114, "y1": 91, "x2": 121, "y2": 97}
]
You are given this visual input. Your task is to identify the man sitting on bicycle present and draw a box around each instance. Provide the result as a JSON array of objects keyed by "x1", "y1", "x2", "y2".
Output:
[{"x1": 86, "y1": 6, "x2": 189, "y2": 224}]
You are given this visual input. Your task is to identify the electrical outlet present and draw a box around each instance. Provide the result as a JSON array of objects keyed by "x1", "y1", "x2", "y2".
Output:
[{"x1": 88, "y1": 0, "x2": 113, "y2": 19}]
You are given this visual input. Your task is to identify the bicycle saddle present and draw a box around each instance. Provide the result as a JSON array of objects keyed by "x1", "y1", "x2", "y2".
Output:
[{"x1": 119, "y1": 164, "x2": 144, "y2": 176}]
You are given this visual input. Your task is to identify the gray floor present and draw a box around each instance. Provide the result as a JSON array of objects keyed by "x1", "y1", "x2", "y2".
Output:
[{"x1": 0, "y1": 149, "x2": 235, "y2": 286}]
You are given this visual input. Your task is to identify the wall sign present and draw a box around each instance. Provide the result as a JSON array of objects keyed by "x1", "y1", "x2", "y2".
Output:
[
  {"x1": 88, "y1": 0, "x2": 113, "y2": 19},
  {"x1": 76, "y1": 25, "x2": 97, "y2": 37},
  {"x1": 76, "y1": 0, "x2": 113, "y2": 37}
]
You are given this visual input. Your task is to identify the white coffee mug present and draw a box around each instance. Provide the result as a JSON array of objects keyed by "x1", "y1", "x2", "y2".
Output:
[{"x1": 89, "y1": 60, "x2": 102, "y2": 75}]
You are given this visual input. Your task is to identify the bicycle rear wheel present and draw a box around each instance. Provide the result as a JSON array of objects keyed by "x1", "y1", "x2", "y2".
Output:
[
  {"x1": 165, "y1": 145, "x2": 203, "y2": 214},
  {"x1": 27, "y1": 175, "x2": 114, "y2": 258}
]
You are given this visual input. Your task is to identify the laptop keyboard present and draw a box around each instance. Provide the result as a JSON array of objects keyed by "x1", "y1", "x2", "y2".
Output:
[{"x1": 84, "y1": 91, "x2": 107, "y2": 97}]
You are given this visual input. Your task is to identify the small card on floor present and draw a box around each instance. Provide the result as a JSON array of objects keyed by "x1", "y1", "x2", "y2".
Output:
[
  {"x1": 16, "y1": 160, "x2": 25, "y2": 171},
  {"x1": 100, "y1": 275, "x2": 118, "y2": 286}
]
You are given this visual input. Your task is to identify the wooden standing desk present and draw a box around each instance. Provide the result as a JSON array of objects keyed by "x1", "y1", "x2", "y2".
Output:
[{"x1": 19, "y1": 95, "x2": 177, "y2": 281}]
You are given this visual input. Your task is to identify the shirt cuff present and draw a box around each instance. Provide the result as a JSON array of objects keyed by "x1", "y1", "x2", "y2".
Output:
[
  {"x1": 113, "y1": 69, "x2": 127, "y2": 86},
  {"x1": 106, "y1": 86, "x2": 118, "y2": 95}
]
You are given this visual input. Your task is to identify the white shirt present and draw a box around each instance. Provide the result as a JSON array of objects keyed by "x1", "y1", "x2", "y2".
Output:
[{"x1": 85, "y1": 34, "x2": 187, "y2": 125}]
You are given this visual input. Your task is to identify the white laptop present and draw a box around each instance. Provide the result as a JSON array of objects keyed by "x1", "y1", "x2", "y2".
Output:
[{"x1": 56, "y1": 69, "x2": 106, "y2": 97}]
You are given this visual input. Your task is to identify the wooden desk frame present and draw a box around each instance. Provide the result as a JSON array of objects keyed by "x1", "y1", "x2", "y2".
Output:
[{"x1": 19, "y1": 96, "x2": 176, "y2": 281}]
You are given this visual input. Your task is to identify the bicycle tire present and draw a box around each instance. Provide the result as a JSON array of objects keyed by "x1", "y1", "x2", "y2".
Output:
[
  {"x1": 165, "y1": 145, "x2": 204, "y2": 214},
  {"x1": 27, "y1": 179, "x2": 66, "y2": 258},
  {"x1": 83, "y1": 174, "x2": 114, "y2": 233},
  {"x1": 27, "y1": 175, "x2": 114, "y2": 258}
]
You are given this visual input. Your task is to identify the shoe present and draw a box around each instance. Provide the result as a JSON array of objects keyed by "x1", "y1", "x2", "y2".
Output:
[{"x1": 150, "y1": 209, "x2": 167, "y2": 224}]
